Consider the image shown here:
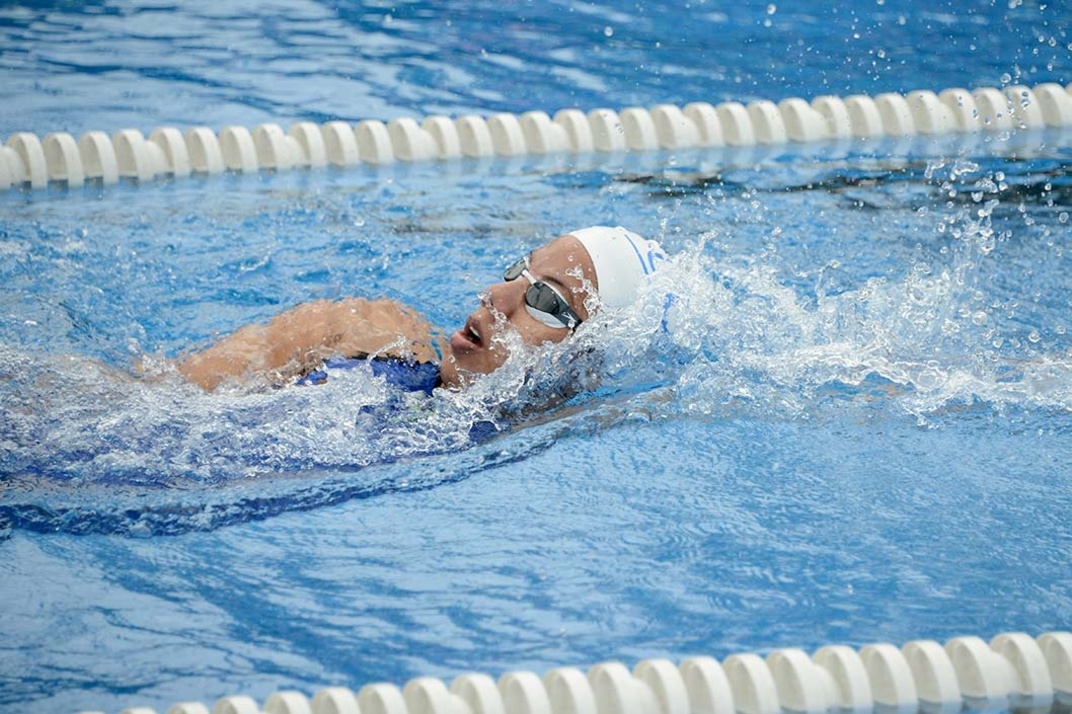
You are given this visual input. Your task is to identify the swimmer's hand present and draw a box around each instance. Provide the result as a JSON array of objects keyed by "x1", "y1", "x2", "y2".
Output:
[{"x1": 177, "y1": 298, "x2": 445, "y2": 391}]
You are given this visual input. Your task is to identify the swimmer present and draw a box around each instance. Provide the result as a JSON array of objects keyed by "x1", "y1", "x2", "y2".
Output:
[{"x1": 177, "y1": 226, "x2": 666, "y2": 393}]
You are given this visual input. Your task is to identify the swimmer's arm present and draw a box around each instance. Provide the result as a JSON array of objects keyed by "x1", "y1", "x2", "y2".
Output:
[{"x1": 177, "y1": 298, "x2": 445, "y2": 391}]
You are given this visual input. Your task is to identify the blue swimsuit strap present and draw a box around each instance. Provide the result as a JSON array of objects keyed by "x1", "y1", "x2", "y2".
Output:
[{"x1": 298, "y1": 354, "x2": 442, "y2": 395}]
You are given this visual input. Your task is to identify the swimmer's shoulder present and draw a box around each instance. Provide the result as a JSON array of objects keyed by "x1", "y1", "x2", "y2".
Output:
[{"x1": 329, "y1": 297, "x2": 447, "y2": 365}]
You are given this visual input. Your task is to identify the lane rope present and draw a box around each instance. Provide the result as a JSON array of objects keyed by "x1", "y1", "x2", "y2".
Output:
[
  {"x1": 3, "y1": 82, "x2": 1071, "y2": 193},
  {"x1": 74, "y1": 631, "x2": 1072, "y2": 714}
]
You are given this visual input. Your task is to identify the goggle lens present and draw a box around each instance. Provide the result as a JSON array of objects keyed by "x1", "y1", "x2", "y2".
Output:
[{"x1": 503, "y1": 258, "x2": 582, "y2": 330}]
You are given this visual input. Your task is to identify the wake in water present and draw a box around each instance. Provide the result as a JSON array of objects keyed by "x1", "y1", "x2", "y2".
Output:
[
  {"x1": 659, "y1": 241, "x2": 1072, "y2": 422},
  {"x1": 649, "y1": 157, "x2": 1072, "y2": 422},
  {"x1": 2, "y1": 160, "x2": 1070, "y2": 536}
]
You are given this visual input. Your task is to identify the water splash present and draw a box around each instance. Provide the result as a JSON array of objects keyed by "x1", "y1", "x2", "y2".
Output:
[{"x1": 640, "y1": 165, "x2": 1072, "y2": 422}]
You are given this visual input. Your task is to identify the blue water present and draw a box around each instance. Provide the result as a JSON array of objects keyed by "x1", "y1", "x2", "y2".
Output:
[
  {"x1": 2, "y1": 2, "x2": 1072, "y2": 713},
  {"x1": 2, "y1": 0, "x2": 1070, "y2": 137}
]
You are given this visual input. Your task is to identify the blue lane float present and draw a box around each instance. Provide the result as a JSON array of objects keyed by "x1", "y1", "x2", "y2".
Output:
[
  {"x1": 3, "y1": 82, "x2": 1072, "y2": 192},
  {"x1": 75, "y1": 631, "x2": 1072, "y2": 714}
]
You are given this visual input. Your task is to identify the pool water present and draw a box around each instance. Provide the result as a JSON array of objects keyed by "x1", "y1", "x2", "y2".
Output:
[{"x1": 2, "y1": 2, "x2": 1072, "y2": 713}]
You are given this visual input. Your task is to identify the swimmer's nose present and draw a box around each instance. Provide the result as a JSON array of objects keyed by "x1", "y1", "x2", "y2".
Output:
[{"x1": 482, "y1": 280, "x2": 524, "y2": 318}]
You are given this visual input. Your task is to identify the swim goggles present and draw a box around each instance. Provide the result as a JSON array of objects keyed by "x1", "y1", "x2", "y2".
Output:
[{"x1": 503, "y1": 257, "x2": 583, "y2": 330}]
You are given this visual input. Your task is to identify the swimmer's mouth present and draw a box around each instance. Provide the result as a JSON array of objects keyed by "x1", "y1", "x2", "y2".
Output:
[{"x1": 466, "y1": 323, "x2": 483, "y2": 347}]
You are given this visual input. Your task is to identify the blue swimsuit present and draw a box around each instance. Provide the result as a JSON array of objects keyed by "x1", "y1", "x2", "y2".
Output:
[
  {"x1": 297, "y1": 355, "x2": 442, "y2": 395},
  {"x1": 300, "y1": 356, "x2": 507, "y2": 444}
]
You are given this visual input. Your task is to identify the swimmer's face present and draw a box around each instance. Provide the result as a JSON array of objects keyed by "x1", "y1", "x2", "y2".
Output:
[{"x1": 439, "y1": 234, "x2": 597, "y2": 388}]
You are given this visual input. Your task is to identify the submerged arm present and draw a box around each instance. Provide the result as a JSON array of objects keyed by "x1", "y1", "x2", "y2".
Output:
[{"x1": 177, "y1": 298, "x2": 444, "y2": 391}]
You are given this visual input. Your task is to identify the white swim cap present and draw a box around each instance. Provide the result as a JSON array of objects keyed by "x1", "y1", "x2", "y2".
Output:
[{"x1": 570, "y1": 226, "x2": 666, "y2": 308}]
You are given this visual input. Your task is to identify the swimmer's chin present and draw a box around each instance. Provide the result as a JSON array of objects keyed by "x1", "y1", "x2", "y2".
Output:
[
  {"x1": 435, "y1": 354, "x2": 471, "y2": 390},
  {"x1": 437, "y1": 347, "x2": 510, "y2": 391},
  {"x1": 439, "y1": 331, "x2": 502, "y2": 390}
]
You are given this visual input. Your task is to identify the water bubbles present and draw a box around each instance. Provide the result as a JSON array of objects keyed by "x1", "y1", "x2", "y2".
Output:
[
  {"x1": 1028, "y1": 330, "x2": 1041, "y2": 343},
  {"x1": 1000, "y1": 72, "x2": 1012, "y2": 84},
  {"x1": 924, "y1": 160, "x2": 945, "y2": 180},
  {"x1": 603, "y1": 26, "x2": 614, "y2": 37},
  {"x1": 1058, "y1": 212, "x2": 1068, "y2": 224},
  {"x1": 766, "y1": 4, "x2": 777, "y2": 14}
]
